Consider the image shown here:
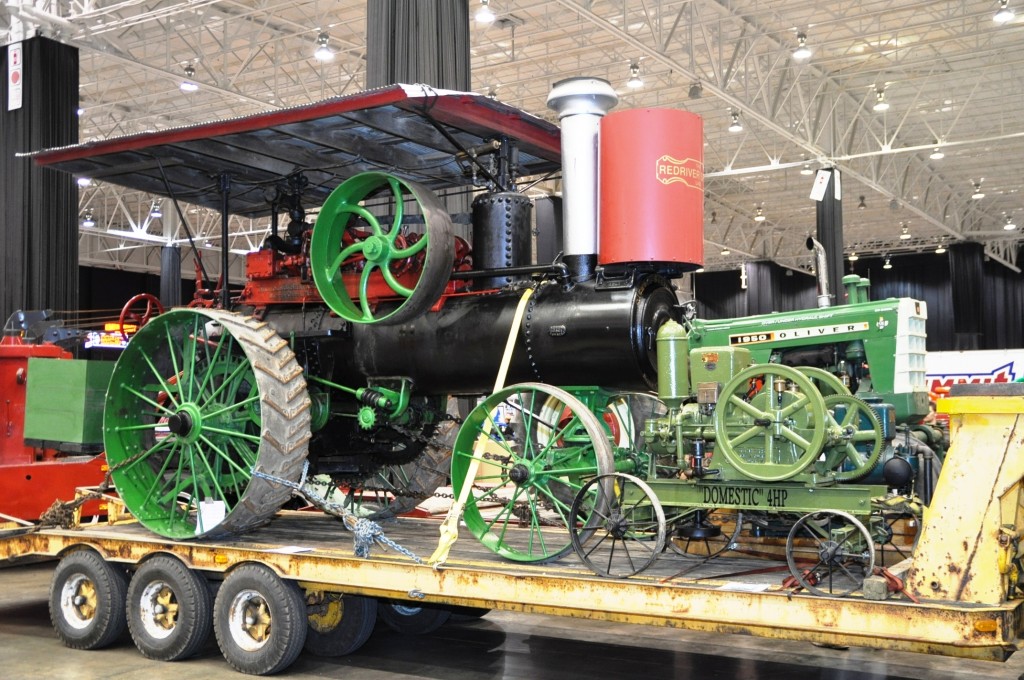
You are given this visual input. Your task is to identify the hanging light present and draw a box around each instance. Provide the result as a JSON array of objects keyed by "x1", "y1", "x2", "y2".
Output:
[
  {"x1": 753, "y1": 206, "x2": 766, "y2": 222},
  {"x1": 935, "y1": 243, "x2": 947, "y2": 254},
  {"x1": 728, "y1": 111, "x2": 743, "y2": 133},
  {"x1": 627, "y1": 61, "x2": 643, "y2": 89},
  {"x1": 800, "y1": 163, "x2": 814, "y2": 176},
  {"x1": 150, "y1": 202, "x2": 162, "y2": 219},
  {"x1": 1004, "y1": 215, "x2": 1017, "y2": 230},
  {"x1": 929, "y1": 146, "x2": 945, "y2": 160},
  {"x1": 314, "y1": 32, "x2": 334, "y2": 62},
  {"x1": 81, "y1": 210, "x2": 96, "y2": 228},
  {"x1": 858, "y1": 195, "x2": 867, "y2": 210},
  {"x1": 899, "y1": 222, "x2": 912, "y2": 240},
  {"x1": 971, "y1": 180, "x2": 985, "y2": 200},
  {"x1": 710, "y1": 210, "x2": 718, "y2": 225},
  {"x1": 995, "y1": 0, "x2": 1015, "y2": 23},
  {"x1": 792, "y1": 32, "x2": 812, "y2": 60},
  {"x1": 476, "y1": 0, "x2": 496, "y2": 23},
  {"x1": 720, "y1": 246, "x2": 731, "y2": 256},
  {"x1": 180, "y1": 65, "x2": 198, "y2": 93},
  {"x1": 883, "y1": 256, "x2": 893, "y2": 270},
  {"x1": 848, "y1": 251, "x2": 859, "y2": 261},
  {"x1": 688, "y1": 81, "x2": 703, "y2": 99},
  {"x1": 76, "y1": 177, "x2": 92, "y2": 188},
  {"x1": 872, "y1": 88, "x2": 890, "y2": 112}
]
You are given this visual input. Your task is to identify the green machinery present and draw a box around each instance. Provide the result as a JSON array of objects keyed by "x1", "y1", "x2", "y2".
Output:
[{"x1": 451, "y1": 283, "x2": 928, "y2": 594}]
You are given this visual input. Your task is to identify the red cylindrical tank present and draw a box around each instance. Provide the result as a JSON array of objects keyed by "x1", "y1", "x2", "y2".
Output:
[{"x1": 599, "y1": 108, "x2": 703, "y2": 269}]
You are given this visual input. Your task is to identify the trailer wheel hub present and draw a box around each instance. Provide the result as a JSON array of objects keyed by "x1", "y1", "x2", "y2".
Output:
[{"x1": 509, "y1": 463, "x2": 530, "y2": 485}]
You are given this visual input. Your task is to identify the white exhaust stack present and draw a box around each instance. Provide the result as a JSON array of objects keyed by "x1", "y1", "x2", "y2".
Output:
[{"x1": 546, "y1": 77, "x2": 618, "y2": 280}]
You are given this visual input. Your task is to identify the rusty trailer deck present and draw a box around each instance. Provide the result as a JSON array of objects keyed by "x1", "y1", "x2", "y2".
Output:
[{"x1": 2, "y1": 511, "x2": 1021, "y2": 662}]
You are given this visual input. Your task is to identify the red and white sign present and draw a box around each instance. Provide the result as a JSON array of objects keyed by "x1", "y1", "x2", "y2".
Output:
[
  {"x1": 925, "y1": 349, "x2": 1024, "y2": 399},
  {"x1": 7, "y1": 42, "x2": 22, "y2": 111}
]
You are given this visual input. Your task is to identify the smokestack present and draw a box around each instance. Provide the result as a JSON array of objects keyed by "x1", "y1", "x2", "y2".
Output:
[
  {"x1": 546, "y1": 77, "x2": 618, "y2": 281},
  {"x1": 806, "y1": 236, "x2": 832, "y2": 308}
]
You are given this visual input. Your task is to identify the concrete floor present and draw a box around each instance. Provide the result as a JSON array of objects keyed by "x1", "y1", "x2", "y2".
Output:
[{"x1": 3, "y1": 561, "x2": 1024, "y2": 679}]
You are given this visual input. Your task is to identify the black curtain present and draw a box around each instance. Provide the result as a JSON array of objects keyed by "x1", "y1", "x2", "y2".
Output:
[
  {"x1": 0, "y1": 37, "x2": 79, "y2": 329},
  {"x1": 948, "y1": 242, "x2": 984, "y2": 349},
  {"x1": 694, "y1": 263, "x2": 816, "y2": 319}
]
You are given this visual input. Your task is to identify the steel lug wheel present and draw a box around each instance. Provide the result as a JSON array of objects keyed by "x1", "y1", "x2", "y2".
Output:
[{"x1": 785, "y1": 509, "x2": 876, "y2": 597}]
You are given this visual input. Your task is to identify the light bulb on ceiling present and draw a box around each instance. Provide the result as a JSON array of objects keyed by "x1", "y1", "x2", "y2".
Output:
[
  {"x1": 872, "y1": 88, "x2": 890, "y2": 112},
  {"x1": 935, "y1": 243, "x2": 947, "y2": 254},
  {"x1": 899, "y1": 222, "x2": 912, "y2": 240},
  {"x1": 883, "y1": 256, "x2": 893, "y2": 270},
  {"x1": 929, "y1": 146, "x2": 944, "y2": 160},
  {"x1": 858, "y1": 195, "x2": 867, "y2": 210},
  {"x1": 971, "y1": 180, "x2": 985, "y2": 200},
  {"x1": 627, "y1": 61, "x2": 643, "y2": 89},
  {"x1": 710, "y1": 210, "x2": 717, "y2": 225},
  {"x1": 800, "y1": 163, "x2": 814, "y2": 176},
  {"x1": 728, "y1": 111, "x2": 743, "y2": 133},
  {"x1": 753, "y1": 206, "x2": 766, "y2": 222},
  {"x1": 180, "y1": 65, "x2": 198, "y2": 93},
  {"x1": 1004, "y1": 215, "x2": 1017, "y2": 230},
  {"x1": 848, "y1": 252, "x2": 859, "y2": 261},
  {"x1": 81, "y1": 210, "x2": 96, "y2": 228},
  {"x1": 721, "y1": 246, "x2": 731, "y2": 256},
  {"x1": 314, "y1": 32, "x2": 334, "y2": 62},
  {"x1": 995, "y1": 0, "x2": 1015, "y2": 23},
  {"x1": 476, "y1": 0, "x2": 496, "y2": 23},
  {"x1": 76, "y1": 177, "x2": 92, "y2": 188},
  {"x1": 688, "y1": 81, "x2": 703, "y2": 99},
  {"x1": 150, "y1": 202, "x2": 162, "y2": 219},
  {"x1": 792, "y1": 32, "x2": 812, "y2": 60}
]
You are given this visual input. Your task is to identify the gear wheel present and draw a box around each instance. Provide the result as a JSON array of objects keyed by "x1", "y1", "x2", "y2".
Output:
[{"x1": 357, "y1": 406, "x2": 378, "y2": 430}]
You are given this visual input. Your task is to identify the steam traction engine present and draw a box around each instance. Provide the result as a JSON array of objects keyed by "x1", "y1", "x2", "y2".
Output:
[{"x1": 36, "y1": 80, "x2": 929, "y2": 594}]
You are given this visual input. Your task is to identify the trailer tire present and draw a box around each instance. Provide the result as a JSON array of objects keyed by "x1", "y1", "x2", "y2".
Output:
[
  {"x1": 127, "y1": 555, "x2": 212, "y2": 661},
  {"x1": 214, "y1": 564, "x2": 307, "y2": 675},
  {"x1": 378, "y1": 601, "x2": 451, "y2": 634},
  {"x1": 304, "y1": 593, "x2": 377, "y2": 657},
  {"x1": 49, "y1": 549, "x2": 129, "y2": 650}
]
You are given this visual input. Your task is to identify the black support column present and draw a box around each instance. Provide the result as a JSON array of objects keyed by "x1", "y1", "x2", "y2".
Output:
[
  {"x1": 949, "y1": 242, "x2": 984, "y2": 349},
  {"x1": 0, "y1": 37, "x2": 79, "y2": 329},
  {"x1": 366, "y1": 0, "x2": 470, "y2": 90},
  {"x1": 813, "y1": 168, "x2": 845, "y2": 306}
]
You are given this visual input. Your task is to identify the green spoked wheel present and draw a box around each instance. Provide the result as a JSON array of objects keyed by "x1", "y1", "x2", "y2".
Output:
[
  {"x1": 310, "y1": 171, "x2": 455, "y2": 325},
  {"x1": 104, "y1": 309, "x2": 311, "y2": 539},
  {"x1": 795, "y1": 366, "x2": 851, "y2": 396},
  {"x1": 822, "y1": 394, "x2": 884, "y2": 482},
  {"x1": 451, "y1": 383, "x2": 614, "y2": 563},
  {"x1": 713, "y1": 364, "x2": 829, "y2": 482}
]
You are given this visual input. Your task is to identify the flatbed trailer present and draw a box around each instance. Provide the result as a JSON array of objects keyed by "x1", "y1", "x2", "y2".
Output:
[{"x1": 1, "y1": 509, "x2": 1021, "y2": 674}]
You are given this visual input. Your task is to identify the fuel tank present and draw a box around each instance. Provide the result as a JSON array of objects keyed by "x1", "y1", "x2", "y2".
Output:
[{"x1": 337, "y1": 275, "x2": 678, "y2": 394}]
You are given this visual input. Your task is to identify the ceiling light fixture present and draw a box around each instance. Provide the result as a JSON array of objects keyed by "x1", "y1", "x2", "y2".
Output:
[
  {"x1": 476, "y1": 0, "x2": 496, "y2": 23},
  {"x1": 872, "y1": 88, "x2": 890, "y2": 112},
  {"x1": 995, "y1": 0, "x2": 1015, "y2": 23},
  {"x1": 1004, "y1": 215, "x2": 1017, "y2": 230},
  {"x1": 792, "y1": 32, "x2": 812, "y2": 60},
  {"x1": 930, "y1": 146, "x2": 944, "y2": 160},
  {"x1": 899, "y1": 222, "x2": 912, "y2": 240},
  {"x1": 800, "y1": 163, "x2": 814, "y2": 176},
  {"x1": 150, "y1": 202, "x2": 162, "y2": 219},
  {"x1": 627, "y1": 61, "x2": 643, "y2": 89},
  {"x1": 81, "y1": 210, "x2": 96, "y2": 228},
  {"x1": 180, "y1": 65, "x2": 198, "y2": 93},
  {"x1": 76, "y1": 177, "x2": 92, "y2": 188},
  {"x1": 720, "y1": 246, "x2": 731, "y2": 256},
  {"x1": 314, "y1": 32, "x2": 334, "y2": 62},
  {"x1": 935, "y1": 243, "x2": 947, "y2": 254},
  {"x1": 710, "y1": 210, "x2": 718, "y2": 225},
  {"x1": 858, "y1": 195, "x2": 867, "y2": 210},
  {"x1": 971, "y1": 180, "x2": 985, "y2": 200},
  {"x1": 883, "y1": 255, "x2": 893, "y2": 270},
  {"x1": 754, "y1": 206, "x2": 766, "y2": 222},
  {"x1": 728, "y1": 111, "x2": 743, "y2": 133},
  {"x1": 688, "y1": 81, "x2": 703, "y2": 99},
  {"x1": 848, "y1": 251, "x2": 859, "y2": 261}
]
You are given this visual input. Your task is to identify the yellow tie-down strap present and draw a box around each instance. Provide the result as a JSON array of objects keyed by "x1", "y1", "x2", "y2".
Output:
[{"x1": 428, "y1": 286, "x2": 535, "y2": 567}]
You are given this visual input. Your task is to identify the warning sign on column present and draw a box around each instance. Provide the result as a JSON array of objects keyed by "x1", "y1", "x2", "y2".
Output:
[{"x1": 8, "y1": 42, "x2": 23, "y2": 111}]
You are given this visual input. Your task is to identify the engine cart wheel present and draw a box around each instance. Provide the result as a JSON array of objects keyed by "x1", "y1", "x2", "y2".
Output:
[
  {"x1": 127, "y1": 554, "x2": 212, "y2": 661},
  {"x1": 49, "y1": 549, "x2": 129, "y2": 650},
  {"x1": 451, "y1": 383, "x2": 615, "y2": 563},
  {"x1": 714, "y1": 363, "x2": 829, "y2": 481},
  {"x1": 310, "y1": 171, "x2": 454, "y2": 325},
  {"x1": 569, "y1": 472, "x2": 666, "y2": 578},
  {"x1": 104, "y1": 308, "x2": 311, "y2": 539},
  {"x1": 822, "y1": 394, "x2": 884, "y2": 482},
  {"x1": 666, "y1": 508, "x2": 744, "y2": 559},
  {"x1": 785, "y1": 510, "x2": 876, "y2": 597},
  {"x1": 304, "y1": 592, "x2": 377, "y2": 657},
  {"x1": 214, "y1": 564, "x2": 307, "y2": 675},
  {"x1": 378, "y1": 601, "x2": 452, "y2": 635}
]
